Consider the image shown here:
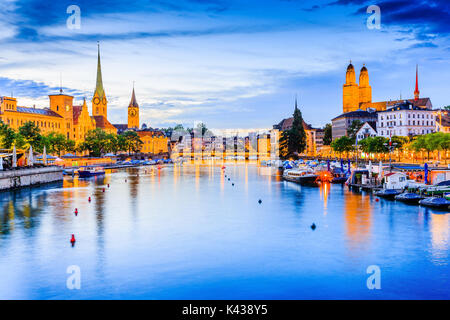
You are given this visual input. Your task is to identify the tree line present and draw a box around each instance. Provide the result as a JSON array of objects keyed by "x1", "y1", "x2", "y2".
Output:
[{"x1": 0, "y1": 121, "x2": 144, "y2": 157}]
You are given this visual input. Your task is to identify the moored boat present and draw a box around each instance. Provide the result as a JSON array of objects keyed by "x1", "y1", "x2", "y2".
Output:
[
  {"x1": 419, "y1": 197, "x2": 450, "y2": 210},
  {"x1": 78, "y1": 166, "x2": 105, "y2": 178},
  {"x1": 283, "y1": 168, "x2": 318, "y2": 184},
  {"x1": 375, "y1": 189, "x2": 402, "y2": 199},
  {"x1": 394, "y1": 192, "x2": 424, "y2": 204}
]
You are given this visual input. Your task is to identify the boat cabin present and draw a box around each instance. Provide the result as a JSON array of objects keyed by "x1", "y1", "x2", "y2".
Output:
[{"x1": 383, "y1": 172, "x2": 408, "y2": 190}]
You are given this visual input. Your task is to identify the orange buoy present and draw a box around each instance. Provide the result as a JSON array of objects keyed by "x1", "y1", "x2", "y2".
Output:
[{"x1": 70, "y1": 234, "x2": 76, "y2": 245}]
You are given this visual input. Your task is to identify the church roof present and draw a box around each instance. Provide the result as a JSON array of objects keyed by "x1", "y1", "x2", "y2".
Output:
[
  {"x1": 129, "y1": 87, "x2": 139, "y2": 108},
  {"x1": 332, "y1": 109, "x2": 378, "y2": 121},
  {"x1": 94, "y1": 44, "x2": 105, "y2": 99},
  {"x1": 360, "y1": 97, "x2": 432, "y2": 111},
  {"x1": 15, "y1": 106, "x2": 63, "y2": 118},
  {"x1": 92, "y1": 115, "x2": 116, "y2": 131},
  {"x1": 274, "y1": 117, "x2": 313, "y2": 131}
]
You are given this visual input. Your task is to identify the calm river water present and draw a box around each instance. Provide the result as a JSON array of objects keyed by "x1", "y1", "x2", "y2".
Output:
[{"x1": 0, "y1": 162, "x2": 449, "y2": 299}]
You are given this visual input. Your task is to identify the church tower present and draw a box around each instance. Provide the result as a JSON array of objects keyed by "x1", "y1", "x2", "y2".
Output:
[
  {"x1": 343, "y1": 62, "x2": 359, "y2": 113},
  {"x1": 92, "y1": 43, "x2": 108, "y2": 118},
  {"x1": 414, "y1": 65, "x2": 420, "y2": 101},
  {"x1": 127, "y1": 85, "x2": 140, "y2": 129},
  {"x1": 358, "y1": 64, "x2": 372, "y2": 105}
]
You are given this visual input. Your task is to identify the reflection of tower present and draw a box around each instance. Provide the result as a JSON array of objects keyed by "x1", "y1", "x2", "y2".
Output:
[
  {"x1": 358, "y1": 65, "x2": 372, "y2": 104},
  {"x1": 343, "y1": 62, "x2": 359, "y2": 113}
]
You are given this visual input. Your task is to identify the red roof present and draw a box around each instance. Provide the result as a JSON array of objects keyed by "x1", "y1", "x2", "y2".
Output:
[{"x1": 72, "y1": 105, "x2": 82, "y2": 125}]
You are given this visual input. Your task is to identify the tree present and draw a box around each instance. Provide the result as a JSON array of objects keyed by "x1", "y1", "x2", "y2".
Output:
[
  {"x1": 444, "y1": 106, "x2": 450, "y2": 111},
  {"x1": 18, "y1": 121, "x2": 42, "y2": 151},
  {"x1": 323, "y1": 123, "x2": 332, "y2": 145},
  {"x1": 0, "y1": 121, "x2": 17, "y2": 149},
  {"x1": 43, "y1": 132, "x2": 67, "y2": 156},
  {"x1": 279, "y1": 101, "x2": 307, "y2": 158},
  {"x1": 330, "y1": 136, "x2": 354, "y2": 158},
  {"x1": 120, "y1": 131, "x2": 143, "y2": 154},
  {"x1": 410, "y1": 135, "x2": 433, "y2": 162},
  {"x1": 80, "y1": 129, "x2": 111, "y2": 157},
  {"x1": 347, "y1": 120, "x2": 364, "y2": 140}
]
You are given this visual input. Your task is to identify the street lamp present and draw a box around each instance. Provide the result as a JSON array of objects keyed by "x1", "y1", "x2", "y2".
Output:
[{"x1": 383, "y1": 141, "x2": 398, "y2": 172}]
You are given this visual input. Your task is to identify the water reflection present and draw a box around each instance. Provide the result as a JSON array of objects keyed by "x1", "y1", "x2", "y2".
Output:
[{"x1": 344, "y1": 191, "x2": 372, "y2": 253}]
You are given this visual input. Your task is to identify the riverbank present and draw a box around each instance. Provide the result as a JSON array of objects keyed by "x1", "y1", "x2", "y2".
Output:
[{"x1": 0, "y1": 166, "x2": 63, "y2": 191}]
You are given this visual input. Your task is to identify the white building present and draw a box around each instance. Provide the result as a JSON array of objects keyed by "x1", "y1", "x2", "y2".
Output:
[
  {"x1": 377, "y1": 101, "x2": 436, "y2": 138},
  {"x1": 356, "y1": 122, "x2": 377, "y2": 142}
]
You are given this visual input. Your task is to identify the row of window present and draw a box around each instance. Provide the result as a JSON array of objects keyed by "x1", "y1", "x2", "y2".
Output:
[
  {"x1": 380, "y1": 113, "x2": 434, "y2": 120},
  {"x1": 380, "y1": 129, "x2": 435, "y2": 136},
  {"x1": 379, "y1": 120, "x2": 435, "y2": 127},
  {"x1": 1, "y1": 117, "x2": 62, "y2": 129}
]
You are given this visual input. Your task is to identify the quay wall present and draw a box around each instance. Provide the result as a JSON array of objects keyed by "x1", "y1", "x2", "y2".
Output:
[{"x1": 0, "y1": 167, "x2": 63, "y2": 191}]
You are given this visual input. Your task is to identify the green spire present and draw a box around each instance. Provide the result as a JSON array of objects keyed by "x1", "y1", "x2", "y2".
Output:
[{"x1": 95, "y1": 42, "x2": 105, "y2": 99}]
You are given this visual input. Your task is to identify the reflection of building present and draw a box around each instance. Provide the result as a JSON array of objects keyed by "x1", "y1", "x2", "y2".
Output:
[
  {"x1": 343, "y1": 62, "x2": 432, "y2": 113},
  {"x1": 332, "y1": 110, "x2": 377, "y2": 140},
  {"x1": 0, "y1": 44, "x2": 117, "y2": 143},
  {"x1": 377, "y1": 101, "x2": 435, "y2": 138}
]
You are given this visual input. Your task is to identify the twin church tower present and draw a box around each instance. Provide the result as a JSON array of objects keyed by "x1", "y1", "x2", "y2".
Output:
[{"x1": 342, "y1": 62, "x2": 373, "y2": 113}]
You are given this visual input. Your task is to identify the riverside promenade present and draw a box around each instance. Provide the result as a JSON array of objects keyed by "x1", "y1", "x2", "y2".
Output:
[{"x1": 0, "y1": 166, "x2": 63, "y2": 191}]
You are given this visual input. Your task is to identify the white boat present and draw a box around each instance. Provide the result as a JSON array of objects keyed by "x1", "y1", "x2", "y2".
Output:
[{"x1": 283, "y1": 168, "x2": 318, "y2": 184}]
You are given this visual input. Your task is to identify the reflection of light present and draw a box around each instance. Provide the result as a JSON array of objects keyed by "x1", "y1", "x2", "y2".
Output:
[
  {"x1": 345, "y1": 192, "x2": 372, "y2": 252},
  {"x1": 430, "y1": 214, "x2": 449, "y2": 262},
  {"x1": 320, "y1": 182, "x2": 329, "y2": 213}
]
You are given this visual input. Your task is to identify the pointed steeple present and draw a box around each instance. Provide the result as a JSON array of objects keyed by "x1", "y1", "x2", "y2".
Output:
[
  {"x1": 129, "y1": 83, "x2": 139, "y2": 108},
  {"x1": 294, "y1": 94, "x2": 298, "y2": 110},
  {"x1": 95, "y1": 42, "x2": 105, "y2": 99},
  {"x1": 414, "y1": 64, "x2": 420, "y2": 101}
]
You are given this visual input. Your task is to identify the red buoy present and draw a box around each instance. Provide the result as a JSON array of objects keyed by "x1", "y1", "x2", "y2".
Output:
[
  {"x1": 88, "y1": 197, "x2": 91, "y2": 202},
  {"x1": 107, "y1": 184, "x2": 110, "y2": 188},
  {"x1": 221, "y1": 166, "x2": 226, "y2": 170},
  {"x1": 375, "y1": 198, "x2": 379, "y2": 202},
  {"x1": 70, "y1": 234, "x2": 76, "y2": 244},
  {"x1": 158, "y1": 166, "x2": 161, "y2": 170},
  {"x1": 103, "y1": 188, "x2": 105, "y2": 192},
  {"x1": 74, "y1": 208, "x2": 78, "y2": 216}
]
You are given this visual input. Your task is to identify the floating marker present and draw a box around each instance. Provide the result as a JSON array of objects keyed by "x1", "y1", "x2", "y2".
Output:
[
  {"x1": 74, "y1": 208, "x2": 78, "y2": 216},
  {"x1": 232, "y1": 183, "x2": 234, "y2": 186},
  {"x1": 375, "y1": 198, "x2": 379, "y2": 202},
  {"x1": 70, "y1": 234, "x2": 76, "y2": 245},
  {"x1": 107, "y1": 184, "x2": 110, "y2": 188},
  {"x1": 258, "y1": 199, "x2": 262, "y2": 204},
  {"x1": 311, "y1": 223, "x2": 317, "y2": 230},
  {"x1": 88, "y1": 197, "x2": 91, "y2": 202},
  {"x1": 103, "y1": 188, "x2": 105, "y2": 193}
]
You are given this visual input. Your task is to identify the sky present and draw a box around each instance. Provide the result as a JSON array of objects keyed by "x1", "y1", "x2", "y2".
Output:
[{"x1": 0, "y1": 0, "x2": 449, "y2": 131}]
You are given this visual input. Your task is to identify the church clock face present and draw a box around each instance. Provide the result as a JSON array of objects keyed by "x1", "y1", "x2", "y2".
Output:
[
  {"x1": 93, "y1": 97, "x2": 100, "y2": 105},
  {"x1": 129, "y1": 108, "x2": 137, "y2": 117}
]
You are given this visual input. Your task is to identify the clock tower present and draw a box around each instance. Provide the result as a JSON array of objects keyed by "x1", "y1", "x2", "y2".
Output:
[
  {"x1": 92, "y1": 43, "x2": 108, "y2": 118},
  {"x1": 127, "y1": 85, "x2": 140, "y2": 129}
]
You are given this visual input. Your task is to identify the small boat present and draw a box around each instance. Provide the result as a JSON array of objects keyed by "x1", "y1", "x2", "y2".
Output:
[
  {"x1": 419, "y1": 197, "x2": 450, "y2": 210},
  {"x1": 375, "y1": 189, "x2": 402, "y2": 199},
  {"x1": 78, "y1": 166, "x2": 105, "y2": 178},
  {"x1": 283, "y1": 168, "x2": 318, "y2": 184},
  {"x1": 394, "y1": 193, "x2": 424, "y2": 204}
]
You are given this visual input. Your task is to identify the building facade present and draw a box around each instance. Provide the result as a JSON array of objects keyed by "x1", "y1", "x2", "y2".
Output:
[
  {"x1": 331, "y1": 110, "x2": 378, "y2": 140},
  {"x1": 435, "y1": 109, "x2": 450, "y2": 133},
  {"x1": 377, "y1": 101, "x2": 436, "y2": 138},
  {"x1": 355, "y1": 122, "x2": 377, "y2": 142}
]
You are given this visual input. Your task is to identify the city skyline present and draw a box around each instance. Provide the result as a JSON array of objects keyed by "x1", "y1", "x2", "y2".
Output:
[{"x1": 0, "y1": 0, "x2": 449, "y2": 129}]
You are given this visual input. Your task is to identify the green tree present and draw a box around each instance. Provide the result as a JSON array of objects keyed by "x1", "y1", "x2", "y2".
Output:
[
  {"x1": 43, "y1": 132, "x2": 67, "y2": 156},
  {"x1": 0, "y1": 121, "x2": 17, "y2": 149},
  {"x1": 279, "y1": 100, "x2": 307, "y2": 158},
  {"x1": 411, "y1": 135, "x2": 433, "y2": 162},
  {"x1": 347, "y1": 120, "x2": 364, "y2": 140},
  {"x1": 323, "y1": 123, "x2": 332, "y2": 145},
  {"x1": 331, "y1": 136, "x2": 354, "y2": 158},
  {"x1": 18, "y1": 121, "x2": 42, "y2": 151},
  {"x1": 120, "y1": 131, "x2": 143, "y2": 154},
  {"x1": 80, "y1": 129, "x2": 111, "y2": 157}
]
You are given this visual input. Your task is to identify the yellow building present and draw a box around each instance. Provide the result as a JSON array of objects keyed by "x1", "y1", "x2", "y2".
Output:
[
  {"x1": 0, "y1": 44, "x2": 117, "y2": 150},
  {"x1": 435, "y1": 110, "x2": 450, "y2": 133},
  {"x1": 343, "y1": 62, "x2": 432, "y2": 113}
]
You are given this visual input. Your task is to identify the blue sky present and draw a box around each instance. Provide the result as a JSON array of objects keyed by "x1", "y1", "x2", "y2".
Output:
[{"x1": 0, "y1": 0, "x2": 449, "y2": 130}]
